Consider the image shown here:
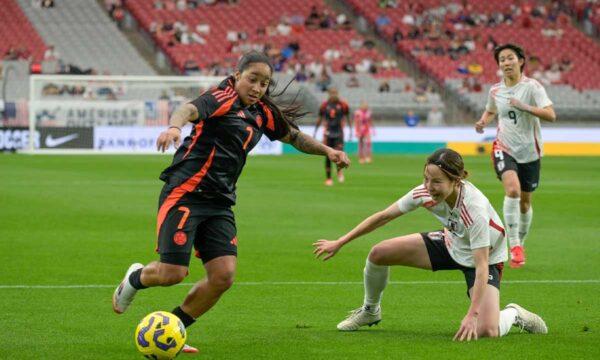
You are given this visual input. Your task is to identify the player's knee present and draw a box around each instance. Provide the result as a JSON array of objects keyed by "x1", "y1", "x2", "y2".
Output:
[
  {"x1": 506, "y1": 187, "x2": 520, "y2": 198},
  {"x1": 368, "y1": 245, "x2": 386, "y2": 265},
  {"x1": 480, "y1": 326, "x2": 499, "y2": 338},
  {"x1": 208, "y1": 271, "x2": 235, "y2": 292}
]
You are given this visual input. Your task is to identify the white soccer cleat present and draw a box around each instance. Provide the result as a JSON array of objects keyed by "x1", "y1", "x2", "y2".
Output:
[
  {"x1": 112, "y1": 263, "x2": 144, "y2": 314},
  {"x1": 506, "y1": 303, "x2": 548, "y2": 334},
  {"x1": 336, "y1": 306, "x2": 381, "y2": 331}
]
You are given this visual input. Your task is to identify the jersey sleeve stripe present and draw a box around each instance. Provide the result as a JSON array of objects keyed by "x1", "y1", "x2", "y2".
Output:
[
  {"x1": 210, "y1": 95, "x2": 238, "y2": 118},
  {"x1": 156, "y1": 146, "x2": 217, "y2": 236},
  {"x1": 259, "y1": 103, "x2": 275, "y2": 131}
]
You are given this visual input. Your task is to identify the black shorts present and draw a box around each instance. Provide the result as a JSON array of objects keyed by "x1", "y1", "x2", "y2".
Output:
[
  {"x1": 156, "y1": 185, "x2": 237, "y2": 267},
  {"x1": 324, "y1": 136, "x2": 344, "y2": 149},
  {"x1": 421, "y1": 231, "x2": 503, "y2": 296},
  {"x1": 492, "y1": 150, "x2": 541, "y2": 192}
]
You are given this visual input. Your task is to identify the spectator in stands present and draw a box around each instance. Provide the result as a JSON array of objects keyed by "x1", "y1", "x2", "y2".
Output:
[
  {"x1": 41, "y1": 0, "x2": 54, "y2": 8},
  {"x1": 426, "y1": 106, "x2": 445, "y2": 126},
  {"x1": 379, "y1": 0, "x2": 397, "y2": 8},
  {"x1": 337, "y1": 13, "x2": 352, "y2": 31},
  {"x1": 485, "y1": 35, "x2": 498, "y2": 51},
  {"x1": 3, "y1": 48, "x2": 19, "y2": 61},
  {"x1": 393, "y1": 28, "x2": 404, "y2": 43},
  {"x1": 277, "y1": 20, "x2": 292, "y2": 36},
  {"x1": 316, "y1": 69, "x2": 332, "y2": 92},
  {"x1": 544, "y1": 62, "x2": 562, "y2": 84},
  {"x1": 468, "y1": 61, "x2": 483, "y2": 76},
  {"x1": 44, "y1": 45, "x2": 60, "y2": 61},
  {"x1": 403, "y1": 110, "x2": 420, "y2": 127},
  {"x1": 346, "y1": 75, "x2": 360, "y2": 88},
  {"x1": 376, "y1": 13, "x2": 391, "y2": 31},
  {"x1": 378, "y1": 80, "x2": 390, "y2": 93},
  {"x1": 294, "y1": 64, "x2": 309, "y2": 82},
  {"x1": 457, "y1": 62, "x2": 469, "y2": 75},
  {"x1": 306, "y1": 6, "x2": 321, "y2": 30},
  {"x1": 559, "y1": 57, "x2": 573, "y2": 73},
  {"x1": 414, "y1": 80, "x2": 429, "y2": 103},
  {"x1": 183, "y1": 58, "x2": 200, "y2": 74}
]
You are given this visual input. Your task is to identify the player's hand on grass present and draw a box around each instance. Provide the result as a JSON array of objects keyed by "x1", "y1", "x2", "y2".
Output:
[
  {"x1": 313, "y1": 239, "x2": 343, "y2": 261},
  {"x1": 157, "y1": 127, "x2": 182, "y2": 152},
  {"x1": 328, "y1": 149, "x2": 351, "y2": 169},
  {"x1": 453, "y1": 313, "x2": 478, "y2": 342}
]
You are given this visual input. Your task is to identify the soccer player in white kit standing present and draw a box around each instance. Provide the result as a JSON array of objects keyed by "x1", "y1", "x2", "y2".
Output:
[
  {"x1": 475, "y1": 44, "x2": 556, "y2": 268},
  {"x1": 313, "y1": 149, "x2": 547, "y2": 341}
]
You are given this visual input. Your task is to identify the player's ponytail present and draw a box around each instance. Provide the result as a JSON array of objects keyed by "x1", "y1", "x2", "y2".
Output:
[
  {"x1": 426, "y1": 148, "x2": 469, "y2": 180},
  {"x1": 236, "y1": 51, "x2": 306, "y2": 132}
]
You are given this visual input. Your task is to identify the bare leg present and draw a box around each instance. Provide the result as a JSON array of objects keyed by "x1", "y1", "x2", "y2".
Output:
[
  {"x1": 180, "y1": 255, "x2": 236, "y2": 318},
  {"x1": 140, "y1": 261, "x2": 188, "y2": 287},
  {"x1": 368, "y1": 233, "x2": 432, "y2": 269}
]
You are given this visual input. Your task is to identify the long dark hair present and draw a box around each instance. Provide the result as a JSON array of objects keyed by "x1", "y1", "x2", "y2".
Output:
[
  {"x1": 494, "y1": 43, "x2": 526, "y2": 73},
  {"x1": 426, "y1": 148, "x2": 469, "y2": 181},
  {"x1": 236, "y1": 51, "x2": 305, "y2": 132}
]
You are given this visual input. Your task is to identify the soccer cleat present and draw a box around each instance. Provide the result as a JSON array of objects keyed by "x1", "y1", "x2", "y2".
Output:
[
  {"x1": 336, "y1": 306, "x2": 381, "y2": 331},
  {"x1": 182, "y1": 344, "x2": 199, "y2": 354},
  {"x1": 337, "y1": 173, "x2": 345, "y2": 183},
  {"x1": 510, "y1": 245, "x2": 525, "y2": 268},
  {"x1": 506, "y1": 303, "x2": 548, "y2": 334},
  {"x1": 325, "y1": 178, "x2": 333, "y2": 186},
  {"x1": 112, "y1": 263, "x2": 144, "y2": 314}
]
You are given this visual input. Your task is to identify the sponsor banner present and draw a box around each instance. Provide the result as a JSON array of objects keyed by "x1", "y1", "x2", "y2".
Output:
[
  {"x1": 40, "y1": 127, "x2": 94, "y2": 149},
  {"x1": 32, "y1": 100, "x2": 146, "y2": 127},
  {"x1": 299, "y1": 126, "x2": 600, "y2": 143},
  {"x1": 0, "y1": 127, "x2": 40, "y2": 151},
  {"x1": 93, "y1": 126, "x2": 282, "y2": 155}
]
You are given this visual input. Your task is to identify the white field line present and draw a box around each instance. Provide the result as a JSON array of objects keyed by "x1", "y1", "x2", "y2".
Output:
[{"x1": 0, "y1": 279, "x2": 598, "y2": 289}]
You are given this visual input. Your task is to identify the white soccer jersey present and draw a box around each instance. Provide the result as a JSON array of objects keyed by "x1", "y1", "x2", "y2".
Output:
[
  {"x1": 396, "y1": 181, "x2": 508, "y2": 268},
  {"x1": 486, "y1": 76, "x2": 553, "y2": 163}
]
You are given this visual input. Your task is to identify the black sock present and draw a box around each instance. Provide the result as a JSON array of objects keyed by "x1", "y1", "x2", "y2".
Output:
[
  {"x1": 172, "y1": 306, "x2": 196, "y2": 328},
  {"x1": 128, "y1": 268, "x2": 148, "y2": 290}
]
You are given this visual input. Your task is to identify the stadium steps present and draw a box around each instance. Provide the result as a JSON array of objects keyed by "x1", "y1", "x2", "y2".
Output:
[{"x1": 16, "y1": 0, "x2": 155, "y2": 75}]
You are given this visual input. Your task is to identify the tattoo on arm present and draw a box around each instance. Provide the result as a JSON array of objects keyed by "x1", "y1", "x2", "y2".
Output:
[
  {"x1": 170, "y1": 104, "x2": 198, "y2": 127},
  {"x1": 284, "y1": 128, "x2": 329, "y2": 155}
]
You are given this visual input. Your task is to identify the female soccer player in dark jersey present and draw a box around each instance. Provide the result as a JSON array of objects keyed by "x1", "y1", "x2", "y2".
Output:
[
  {"x1": 314, "y1": 87, "x2": 351, "y2": 186},
  {"x1": 112, "y1": 51, "x2": 350, "y2": 352}
]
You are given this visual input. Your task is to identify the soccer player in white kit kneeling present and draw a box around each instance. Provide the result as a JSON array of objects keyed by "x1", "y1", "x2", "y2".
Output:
[
  {"x1": 475, "y1": 43, "x2": 556, "y2": 268},
  {"x1": 313, "y1": 149, "x2": 547, "y2": 341}
]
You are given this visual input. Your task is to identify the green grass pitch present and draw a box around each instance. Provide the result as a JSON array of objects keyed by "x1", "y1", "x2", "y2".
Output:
[{"x1": 0, "y1": 154, "x2": 598, "y2": 359}]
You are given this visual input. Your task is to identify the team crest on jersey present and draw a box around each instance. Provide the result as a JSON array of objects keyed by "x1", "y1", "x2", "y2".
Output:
[
  {"x1": 237, "y1": 110, "x2": 247, "y2": 119},
  {"x1": 173, "y1": 231, "x2": 187, "y2": 246}
]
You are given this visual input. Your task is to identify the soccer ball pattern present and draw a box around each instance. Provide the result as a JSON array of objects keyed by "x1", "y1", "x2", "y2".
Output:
[{"x1": 135, "y1": 311, "x2": 187, "y2": 360}]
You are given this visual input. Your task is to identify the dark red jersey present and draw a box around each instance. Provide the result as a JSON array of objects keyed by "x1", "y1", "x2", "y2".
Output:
[{"x1": 159, "y1": 76, "x2": 289, "y2": 206}]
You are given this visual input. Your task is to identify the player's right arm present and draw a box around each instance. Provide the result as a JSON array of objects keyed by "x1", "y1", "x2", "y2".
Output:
[
  {"x1": 157, "y1": 103, "x2": 199, "y2": 152},
  {"x1": 475, "y1": 110, "x2": 496, "y2": 134},
  {"x1": 313, "y1": 203, "x2": 404, "y2": 261}
]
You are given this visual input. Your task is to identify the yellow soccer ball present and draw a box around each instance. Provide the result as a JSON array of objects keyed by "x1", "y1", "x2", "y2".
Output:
[{"x1": 135, "y1": 311, "x2": 187, "y2": 360}]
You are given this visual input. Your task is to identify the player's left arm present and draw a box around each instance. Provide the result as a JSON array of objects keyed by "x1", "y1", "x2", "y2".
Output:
[
  {"x1": 280, "y1": 127, "x2": 350, "y2": 168},
  {"x1": 454, "y1": 246, "x2": 489, "y2": 341},
  {"x1": 509, "y1": 83, "x2": 556, "y2": 122},
  {"x1": 509, "y1": 99, "x2": 556, "y2": 122}
]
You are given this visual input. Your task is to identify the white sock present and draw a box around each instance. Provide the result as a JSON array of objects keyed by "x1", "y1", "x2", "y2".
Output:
[
  {"x1": 363, "y1": 259, "x2": 389, "y2": 313},
  {"x1": 503, "y1": 196, "x2": 521, "y2": 248},
  {"x1": 498, "y1": 307, "x2": 518, "y2": 336},
  {"x1": 519, "y1": 207, "x2": 533, "y2": 246}
]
